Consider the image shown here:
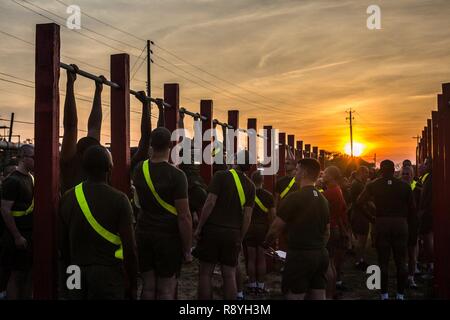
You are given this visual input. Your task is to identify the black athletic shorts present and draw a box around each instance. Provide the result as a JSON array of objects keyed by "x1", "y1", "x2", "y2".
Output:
[
  {"x1": 244, "y1": 224, "x2": 268, "y2": 248},
  {"x1": 193, "y1": 225, "x2": 241, "y2": 267},
  {"x1": 0, "y1": 230, "x2": 32, "y2": 272},
  {"x1": 136, "y1": 231, "x2": 182, "y2": 278},
  {"x1": 65, "y1": 264, "x2": 124, "y2": 300},
  {"x1": 282, "y1": 248, "x2": 329, "y2": 294}
]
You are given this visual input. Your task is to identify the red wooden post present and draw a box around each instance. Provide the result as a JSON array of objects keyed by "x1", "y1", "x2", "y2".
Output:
[
  {"x1": 427, "y1": 119, "x2": 432, "y2": 159},
  {"x1": 263, "y1": 125, "x2": 275, "y2": 192},
  {"x1": 278, "y1": 132, "x2": 286, "y2": 177},
  {"x1": 305, "y1": 144, "x2": 311, "y2": 158},
  {"x1": 164, "y1": 83, "x2": 180, "y2": 133},
  {"x1": 312, "y1": 146, "x2": 319, "y2": 159},
  {"x1": 110, "y1": 54, "x2": 130, "y2": 196},
  {"x1": 423, "y1": 127, "x2": 428, "y2": 161},
  {"x1": 200, "y1": 100, "x2": 213, "y2": 185},
  {"x1": 437, "y1": 83, "x2": 450, "y2": 299},
  {"x1": 296, "y1": 140, "x2": 303, "y2": 160},
  {"x1": 228, "y1": 110, "x2": 239, "y2": 155},
  {"x1": 247, "y1": 118, "x2": 257, "y2": 175},
  {"x1": 34, "y1": 23, "x2": 60, "y2": 299}
]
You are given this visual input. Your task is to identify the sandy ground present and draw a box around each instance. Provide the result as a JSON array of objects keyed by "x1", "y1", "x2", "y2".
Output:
[{"x1": 177, "y1": 246, "x2": 433, "y2": 300}]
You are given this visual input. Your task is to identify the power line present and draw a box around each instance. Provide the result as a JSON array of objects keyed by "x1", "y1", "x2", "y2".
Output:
[{"x1": 11, "y1": 0, "x2": 145, "y2": 60}]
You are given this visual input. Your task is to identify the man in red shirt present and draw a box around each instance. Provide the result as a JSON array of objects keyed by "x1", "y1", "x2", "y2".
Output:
[{"x1": 322, "y1": 166, "x2": 350, "y2": 299}]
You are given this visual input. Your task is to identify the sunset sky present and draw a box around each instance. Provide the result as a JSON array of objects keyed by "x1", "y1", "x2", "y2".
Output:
[{"x1": 1, "y1": 0, "x2": 450, "y2": 165}]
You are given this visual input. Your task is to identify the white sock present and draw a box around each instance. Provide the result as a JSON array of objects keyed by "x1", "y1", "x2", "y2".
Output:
[
  {"x1": 408, "y1": 275, "x2": 414, "y2": 281},
  {"x1": 257, "y1": 282, "x2": 265, "y2": 289},
  {"x1": 237, "y1": 291, "x2": 244, "y2": 298},
  {"x1": 336, "y1": 280, "x2": 343, "y2": 286},
  {"x1": 380, "y1": 293, "x2": 389, "y2": 300},
  {"x1": 396, "y1": 293, "x2": 404, "y2": 300},
  {"x1": 247, "y1": 282, "x2": 257, "y2": 288}
]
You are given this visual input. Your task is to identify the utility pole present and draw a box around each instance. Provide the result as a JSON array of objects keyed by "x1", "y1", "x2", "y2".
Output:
[
  {"x1": 346, "y1": 108, "x2": 354, "y2": 157},
  {"x1": 373, "y1": 153, "x2": 377, "y2": 168},
  {"x1": 8, "y1": 112, "x2": 14, "y2": 142}
]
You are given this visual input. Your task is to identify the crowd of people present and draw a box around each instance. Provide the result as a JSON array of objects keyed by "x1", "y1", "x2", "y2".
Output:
[{"x1": 0, "y1": 66, "x2": 434, "y2": 300}]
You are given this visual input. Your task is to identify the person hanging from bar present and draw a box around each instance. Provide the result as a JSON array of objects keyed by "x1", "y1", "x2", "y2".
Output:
[
  {"x1": 193, "y1": 150, "x2": 255, "y2": 300},
  {"x1": 177, "y1": 111, "x2": 207, "y2": 228},
  {"x1": 243, "y1": 170, "x2": 275, "y2": 297},
  {"x1": 0, "y1": 145, "x2": 34, "y2": 299},
  {"x1": 59, "y1": 145, "x2": 138, "y2": 299},
  {"x1": 132, "y1": 127, "x2": 192, "y2": 300},
  {"x1": 60, "y1": 64, "x2": 106, "y2": 194},
  {"x1": 130, "y1": 92, "x2": 166, "y2": 172}
]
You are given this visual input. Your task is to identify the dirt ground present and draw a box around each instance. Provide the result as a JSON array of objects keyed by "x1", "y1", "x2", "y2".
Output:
[{"x1": 178, "y1": 246, "x2": 434, "y2": 300}]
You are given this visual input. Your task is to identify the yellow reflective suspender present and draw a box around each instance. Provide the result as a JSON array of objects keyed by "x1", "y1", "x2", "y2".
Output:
[
  {"x1": 74, "y1": 183, "x2": 123, "y2": 260},
  {"x1": 420, "y1": 173, "x2": 430, "y2": 184},
  {"x1": 280, "y1": 177, "x2": 296, "y2": 199},
  {"x1": 142, "y1": 160, "x2": 177, "y2": 215},
  {"x1": 229, "y1": 169, "x2": 245, "y2": 209},
  {"x1": 11, "y1": 174, "x2": 34, "y2": 217},
  {"x1": 411, "y1": 180, "x2": 417, "y2": 191},
  {"x1": 255, "y1": 196, "x2": 268, "y2": 213}
]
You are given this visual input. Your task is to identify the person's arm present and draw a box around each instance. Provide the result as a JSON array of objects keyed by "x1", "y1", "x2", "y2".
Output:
[
  {"x1": 264, "y1": 217, "x2": 286, "y2": 248},
  {"x1": 195, "y1": 193, "x2": 217, "y2": 236},
  {"x1": 175, "y1": 198, "x2": 193, "y2": 263},
  {"x1": 324, "y1": 223, "x2": 331, "y2": 244},
  {"x1": 241, "y1": 206, "x2": 252, "y2": 242},
  {"x1": 87, "y1": 76, "x2": 105, "y2": 141},
  {"x1": 118, "y1": 197, "x2": 138, "y2": 300},
  {"x1": 274, "y1": 193, "x2": 281, "y2": 210},
  {"x1": 61, "y1": 65, "x2": 78, "y2": 162},
  {"x1": 131, "y1": 91, "x2": 151, "y2": 171},
  {"x1": 356, "y1": 185, "x2": 375, "y2": 223},
  {"x1": 156, "y1": 99, "x2": 165, "y2": 128},
  {"x1": 1, "y1": 200, "x2": 26, "y2": 249},
  {"x1": 268, "y1": 207, "x2": 276, "y2": 225}
]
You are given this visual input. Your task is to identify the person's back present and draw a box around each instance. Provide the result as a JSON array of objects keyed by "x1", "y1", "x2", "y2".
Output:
[
  {"x1": 133, "y1": 160, "x2": 187, "y2": 234},
  {"x1": 280, "y1": 186, "x2": 329, "y2": 250},
  {"x1": 366, "y1": 177, "x2": 412, "y2": 218},
  {"x1": 204, "y1": 169, "x2": 255, "y2": 230},
  {"x1": 59, "y1": 182, "x2": 132, "y2": 267}
]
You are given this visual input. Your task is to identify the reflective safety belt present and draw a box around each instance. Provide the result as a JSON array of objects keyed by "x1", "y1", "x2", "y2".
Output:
[
  {"x1": 317, "y1": 188, "x2": 324, "y2": 193},
  {"x1": 255, "y1": 196, "x2": 268, "y2": 213},
  {"x1": 411, "y1": 180, "x2": 417, "y2": 191},
  {"x1": 229, "y1": 169, "x2": 245, "y2": 209},
  {"x1": 74, "y1": 183, "x2": 123, "y2": 260},
  {"x1": 420, "y1": 173, "x2": 430, "y2": 184},
  {"x1": 142, "y1": 160, "x2": 177, "y2": 215},
  {"x1": 280, "y1": 177, "x2": 296, "y2": 199},
  {"x1": 11, "y1": 174, "x2": 34, "y2": 217}
]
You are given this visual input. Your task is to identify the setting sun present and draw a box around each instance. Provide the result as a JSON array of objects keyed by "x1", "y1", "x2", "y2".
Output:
[{"x1": 344, "y1": 142, "x2": 365, "y2": 157}]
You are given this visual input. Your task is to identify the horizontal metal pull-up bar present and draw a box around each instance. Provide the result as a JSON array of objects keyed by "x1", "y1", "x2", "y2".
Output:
[
  {"x1": 237, "y1": 128, "x2": 265, "y2": 139},
  {"x1": 60, "y1": 62, "x2": 171, "y2": 108},
  {"x1": 179, "y1": 107, "x2": 207, "y2": 121},
  {"x1": 213, "y1": 119, "x2": 233, "y2": 129}
]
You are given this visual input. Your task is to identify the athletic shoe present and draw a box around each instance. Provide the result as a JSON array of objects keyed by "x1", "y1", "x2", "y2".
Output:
[
  {"x1": 408, "y1": 279, "x2": 419, "y2": 289},
  {"x1": 256, "y1": 287, "x2": 270, "y2": 296}
]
